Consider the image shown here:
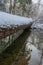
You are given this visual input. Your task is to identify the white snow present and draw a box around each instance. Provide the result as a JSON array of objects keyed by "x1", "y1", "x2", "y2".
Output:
[
  {"x1": 0, "y1": 11, "x2": 33, "y2": 28},
  {"x1": 31, "y1": 20, "x2": 43, "y2": 30}
]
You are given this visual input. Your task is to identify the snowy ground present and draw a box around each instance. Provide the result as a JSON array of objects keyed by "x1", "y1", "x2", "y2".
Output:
[{"x1": 31, "y1": 19, "x2": 43, "y2": 30}]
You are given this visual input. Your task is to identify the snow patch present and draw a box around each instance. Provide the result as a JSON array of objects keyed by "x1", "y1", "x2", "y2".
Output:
[{"x1": 31, "y1": 20, "x2": 43, "y2": 30}]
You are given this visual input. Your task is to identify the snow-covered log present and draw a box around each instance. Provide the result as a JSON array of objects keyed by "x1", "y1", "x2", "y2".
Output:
[{"x1": 0, "y1": 11, "x2": 33, "y2": 28}]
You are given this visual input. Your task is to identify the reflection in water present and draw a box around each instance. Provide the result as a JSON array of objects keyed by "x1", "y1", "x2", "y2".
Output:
[
  {"x1": 26, "y1": 29, "x2": 43, "y2": 65},
  {"x1": 25, "y1": 43, "x2": 41, "y2": 65},
  {"x1": 27, "y1": 29, "x2": 43, "y2": 50},
  {"x1": 14, "y1": 29, "x2": 43, "y2": 65}
]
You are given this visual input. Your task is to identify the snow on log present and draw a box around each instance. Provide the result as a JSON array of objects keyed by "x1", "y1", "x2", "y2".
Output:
[{"x1": 0, "y1": 11, "x2": 33, "y2": 28}]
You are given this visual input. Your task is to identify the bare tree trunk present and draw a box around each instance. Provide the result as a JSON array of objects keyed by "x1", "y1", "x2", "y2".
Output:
[{"x1": 9, "y1": 0, "x2": 12, "y2": 13}]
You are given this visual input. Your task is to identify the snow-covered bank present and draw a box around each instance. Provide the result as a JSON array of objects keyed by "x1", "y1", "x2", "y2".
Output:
[
  {"x1": 0, "y1": 12, "x2": 33, "y2": 28},
  {"x1": 31, "y1": 19, "x2": 43, "y2": 30},
  {"x1": 31, "y1": 22, "x2": 43, "y2": 30}
]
